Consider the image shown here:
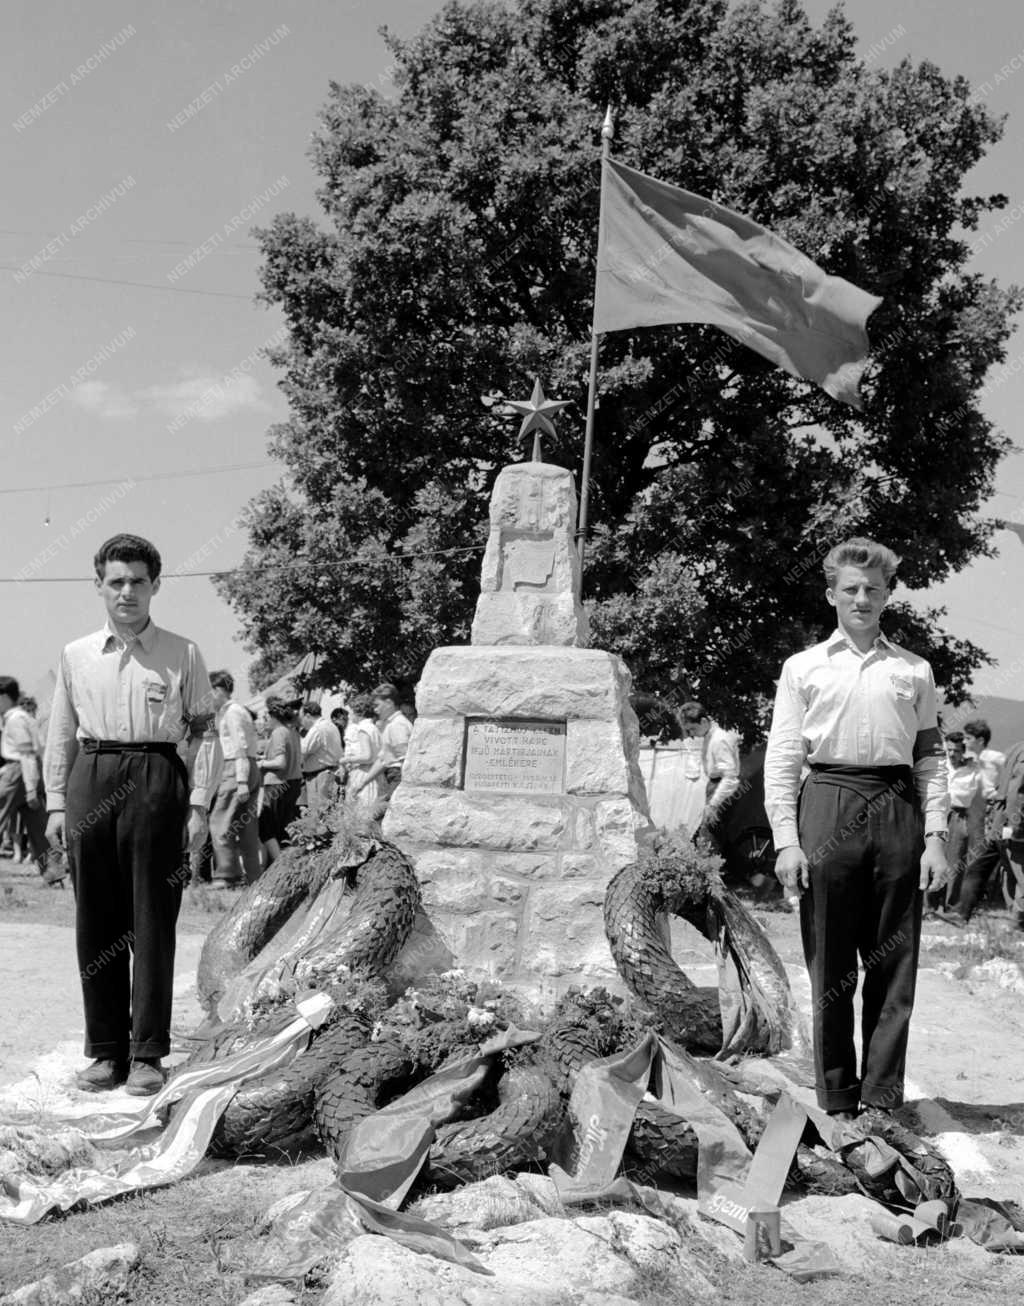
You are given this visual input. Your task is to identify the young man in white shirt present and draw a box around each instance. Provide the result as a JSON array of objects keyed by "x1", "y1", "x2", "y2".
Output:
[
  {"x1": 350, "y1": 682, "x2": 412, "y2": 802},
  {"x1": 764, "y1": 538, "x2": 947, "y2": 1120},
  {"x1": 0, "y1": 676, "x2": 62, "y2": 884},
  {"x1": 299, "y1": 701, "x2": 343, "y2": 815},
  {"x1": 925, "y1": 730, "x2": 985, "y2": 917},
  {"x1": 45, "y1": 534, "x2": 212, "y2": 1095},
  {"x1": 677, "y1": 700, "x2": 741, "y2": 840},
  {"x1": 208, "y1": 670, "x2": 261, "y2": 885}
]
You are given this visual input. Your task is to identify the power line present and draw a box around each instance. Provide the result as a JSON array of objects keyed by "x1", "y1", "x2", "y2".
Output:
[
  {"x1": 2, "y1": 267, "x2": 254, "y2": 300},
  {"x1": 0, "y1": 230, "x2": 260, "y2": 250},
  {"x1": 0, "y1": 543, "x2": 489, "y2": 584},
  {"x1": 0, "y1": 462, "x2": 276, "y2": 496}
]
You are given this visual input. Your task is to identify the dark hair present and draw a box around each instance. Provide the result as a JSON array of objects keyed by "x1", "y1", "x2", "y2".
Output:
[
  {"x1": 302, "y1": 701, "x2": 322, "y2": 717},
  {"x1": 678, "y1": 701, "x2": 710, "y2": 726},
  {"x1": 94, "y1": 533, "x2": 162, "y2": 582},
  {"x1": 17, "y1": 694, "x2": 37, "y2": 714},
  {"x1": 944, "y1": 730, "x2": 964, "y2": 745},
  {"x1": 209, "y1": 669, "x2": 235, "y2": 694},
  {"x1": 330, "y1": 707, "x2": 348, "y2": 723},
  {"x1": 0, "y1": 675, "x2": 21, "y2": 702},
  {"x1": 962, "y1": 718, "x2": 991, "y2": 747},
  {"x1": 265, "y1": 695, "x2": 299, "y2": 724},
  {"x1": 349, "y1": 692, "x2": 374, "y2": 718},
  {"x1": 372, "y1": 682, "x2": 400, "y2": 707}
]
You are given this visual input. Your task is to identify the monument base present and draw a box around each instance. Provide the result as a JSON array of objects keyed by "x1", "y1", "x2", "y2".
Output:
[{"x1": 382, "y1": 645, "x2": 653, "y2": 1007}]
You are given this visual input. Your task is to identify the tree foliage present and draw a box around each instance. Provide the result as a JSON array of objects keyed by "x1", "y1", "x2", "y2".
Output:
[{"x1": 219, "y1": 0, "x2": 1020, "y2": 731}]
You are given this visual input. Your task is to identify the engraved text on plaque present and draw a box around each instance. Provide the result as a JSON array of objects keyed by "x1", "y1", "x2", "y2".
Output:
[{"x1": 462, "y1": 718, "x2": 566, "y2": 795}]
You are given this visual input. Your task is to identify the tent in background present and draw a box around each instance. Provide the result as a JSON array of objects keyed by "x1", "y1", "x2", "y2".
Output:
[{"x1": 246, "y1": 653, "x2": 324, "y2": 716}]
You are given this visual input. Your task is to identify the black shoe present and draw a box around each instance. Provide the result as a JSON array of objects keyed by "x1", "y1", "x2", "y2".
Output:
[
  {"x1": 125, "y1": 1058, "x2": 165, "y2": 1096},
  {"x1": 76, "y1": 1058, "x2": 129, "y2": 1092}
]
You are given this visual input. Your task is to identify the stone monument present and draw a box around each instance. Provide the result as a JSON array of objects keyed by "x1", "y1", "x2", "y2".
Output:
[{"x1": 383, "y1": 380, "x2": 653, "y2": 1005}]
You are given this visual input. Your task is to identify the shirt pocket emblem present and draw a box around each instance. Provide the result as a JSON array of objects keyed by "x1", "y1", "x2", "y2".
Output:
[
  {"x1": 890, "y1": 672, "x2": 914, "y2": 701},
  {"x1": 145, "y1": 678, "x2": 168, "y2": 705}
]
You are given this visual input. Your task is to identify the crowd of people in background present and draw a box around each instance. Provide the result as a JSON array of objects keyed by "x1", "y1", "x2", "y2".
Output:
[
  {"x1": 179, "y1": 680, "x2": 414, "y2": 889},
  {"x1": 0, "y1": 670, "x2": 416, "y2": 896}
]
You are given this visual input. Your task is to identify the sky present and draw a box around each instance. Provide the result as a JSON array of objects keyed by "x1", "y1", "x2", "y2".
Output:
[{"x1": 1, "y1": 0, "x2": 1022, "y2": 706}]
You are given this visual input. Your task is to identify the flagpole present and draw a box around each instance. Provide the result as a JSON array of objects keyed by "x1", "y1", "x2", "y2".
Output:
[{"x1": 577, "y1": 105, "x2": 614, "y2": 577}]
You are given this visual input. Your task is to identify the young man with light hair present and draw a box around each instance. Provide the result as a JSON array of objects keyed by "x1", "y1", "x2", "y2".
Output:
[
  {"x1": 764, "y1": 538, "x2": 948, "y2": 1120},
  {"x1": 45, "y1": 533, "x2": 212, "y2": 1096}
]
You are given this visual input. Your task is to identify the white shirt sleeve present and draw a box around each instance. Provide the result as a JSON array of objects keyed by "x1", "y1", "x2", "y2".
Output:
[{"x1": 763, "y1": 660, "x2": 808, "y2": 850}]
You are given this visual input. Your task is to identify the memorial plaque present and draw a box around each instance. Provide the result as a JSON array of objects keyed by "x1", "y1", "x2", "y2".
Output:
[{"x1": 463, "y1": 717, "x2": 566, "y2": 795}]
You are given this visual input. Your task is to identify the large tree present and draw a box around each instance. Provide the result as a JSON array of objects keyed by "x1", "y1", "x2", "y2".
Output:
[{"x1": 220, "y1": 0, "x2": 1020, "y2": 731}]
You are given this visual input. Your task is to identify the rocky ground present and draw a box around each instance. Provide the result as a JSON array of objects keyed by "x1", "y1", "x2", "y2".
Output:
[{"x1": 2, "y1": 858, "x2": 1024, "y2": 1305}]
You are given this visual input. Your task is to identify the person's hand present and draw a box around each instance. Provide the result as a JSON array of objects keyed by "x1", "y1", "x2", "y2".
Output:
[
  {"x1": 46, "y1": 812, "x2": 66, "y2": 849},
  {"x1": 26, "y1": 794, "x2": 42, "y2": 811},
  {"x1": 920, "y1": 837, "x2": 948, "y2": 892},
  {"x1": 775, "y1": 845, "x2": 809, "y2": 895},
  {"x1": 236, "y1": 785, "x2": 250, "y2": 803}
]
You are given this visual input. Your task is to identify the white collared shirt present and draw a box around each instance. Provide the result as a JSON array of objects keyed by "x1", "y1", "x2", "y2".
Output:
[
  {"x1": 763, "y1": 628, "x2": 948, "y2": 849},
  {"x1": 300, "y1": 717, "x2": 343, "y2": 773},
  {"x1": 44, "y1": 619, "x2": 212, "y2": 810}
]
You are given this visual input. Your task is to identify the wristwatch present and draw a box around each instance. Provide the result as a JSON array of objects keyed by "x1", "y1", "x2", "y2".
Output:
[{"x1": 926, "y1": 830, "x2": 949, "y2": 842}]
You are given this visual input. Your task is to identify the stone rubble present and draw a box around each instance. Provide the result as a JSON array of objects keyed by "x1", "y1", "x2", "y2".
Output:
[{"x1": 0, "y1": 1243, "x2": 139, "y2": 1306}]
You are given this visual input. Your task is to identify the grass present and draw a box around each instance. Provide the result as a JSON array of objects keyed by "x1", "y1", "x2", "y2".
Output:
[{"x1": 0, "y1": 1156, "x2": 336, "y2": 1304}]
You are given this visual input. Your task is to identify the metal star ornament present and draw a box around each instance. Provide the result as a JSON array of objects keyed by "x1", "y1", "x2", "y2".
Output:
[{"x1": 506, "y1": 377, "x2": 572, "y2": 461}]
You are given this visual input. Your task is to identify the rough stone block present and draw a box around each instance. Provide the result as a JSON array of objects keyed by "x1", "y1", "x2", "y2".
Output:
[
  {"x1": 471, "y1": 592, "x2": 586, "y2": 648},
  {"x1": 419, "y1": 861, "x2": 525, "y2": 915},
  {"x1": 558, "y1": 853, "x2": 603, "y2": 880},
  {"x1": 415, "y1": 647, "x2": 631, "y2": 721},
  {"x1": 425, "y1": 910, "x2": 521, "y2": 978},
  {"x1": 400, "y1": 716, "x2": 464, "y2": 787},
  {"x1": 518, "y1": 883, "x2": 616, "y2": 978},
  {"x1": 489, "y1": 461, "x2": 577, "y2": 533},
  {"x1": 594, "y1": 797, "x2": 649, "y2": 870},
  {"x1": 565, "y1": 720, "x2": 630, "y2": 795},
  {"x1": 384, "y1": 789, "x2": 566, "y2": 851}
]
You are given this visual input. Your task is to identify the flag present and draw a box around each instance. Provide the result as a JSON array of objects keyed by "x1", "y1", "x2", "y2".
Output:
[{"x1": 594, "y1": 158, "x2": 882, "y2": 408}]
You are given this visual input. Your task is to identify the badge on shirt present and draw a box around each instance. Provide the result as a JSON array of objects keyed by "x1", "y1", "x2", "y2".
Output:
[
  {"x1": 145, "y1": 677, "x2": 168, "y2": 705},
  {"x1": 890, "y1": 672, "x2": 914, "y2": 701}
]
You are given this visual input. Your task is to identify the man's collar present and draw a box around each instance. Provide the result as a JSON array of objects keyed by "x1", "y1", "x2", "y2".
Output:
[
  {"x1": 826, "y1": 627, "x2": 893, "y2": 654},
  {"x1": 100, "y1": 618, "x2": 157, "y2": 651}
]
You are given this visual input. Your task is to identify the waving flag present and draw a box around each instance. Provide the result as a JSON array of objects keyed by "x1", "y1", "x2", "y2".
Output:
[{"x1": 594, "y1": 158, "x2": 882, "y2": 409}]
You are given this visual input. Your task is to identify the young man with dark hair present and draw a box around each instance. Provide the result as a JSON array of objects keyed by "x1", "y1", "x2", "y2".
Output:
[
  {"x1": 44, "y1": 533, "x2": 212, "y2": 1095},
  {"x1": 962, "y1": 718, "x2": 1005, "y2": 795},
  {"x1": 677, "y1": 700, "x2": 741, "y2": 836},
  {"x1": 0, "y1": 675, "x2": 62, "y2": 884},
  {"x1": 350, "y1": 683, "x2": 412, "y2": 801},
  {"x1": 208, "y1": 669, "x2": 261, "y2": 886},
  {"x1": 764, "y1": 538, "x2": 948, "y2": 1120}
]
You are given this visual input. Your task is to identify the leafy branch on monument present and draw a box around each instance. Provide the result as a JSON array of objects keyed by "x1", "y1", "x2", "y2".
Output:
[{"x1": 218, "y1": 0, "x2": 1021, "y2": 730}]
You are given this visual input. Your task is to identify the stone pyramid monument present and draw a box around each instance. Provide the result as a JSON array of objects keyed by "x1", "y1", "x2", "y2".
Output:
[{"x1": 383, "y1": 382, "x2": 653, "y2": 1004}]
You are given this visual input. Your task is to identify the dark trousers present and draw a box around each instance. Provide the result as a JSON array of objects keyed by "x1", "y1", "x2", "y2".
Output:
[
  {"x1": 209, "y1": 758, "x2": 261, "y2": 884},
  {"x1": 925, "y1": 807, "x2": 970, "y2": 909},
  {"x1": 959, "y1": 838, "x2": 1024, "y2": 925},
  {"x1": 0, "y1": 761, "x2": 49, "y2": 863},
  {"x1": 798, "y1": 768, "x2": 923, "y2": 1111},
  {"x1": 66, "y1": 749, "x2": 188, "y2": 1060}
]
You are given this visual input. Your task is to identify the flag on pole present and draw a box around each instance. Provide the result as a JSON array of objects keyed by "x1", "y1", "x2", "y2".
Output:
[{"x1": 593, "y1": 158, "x2": 882, "y2": 408}]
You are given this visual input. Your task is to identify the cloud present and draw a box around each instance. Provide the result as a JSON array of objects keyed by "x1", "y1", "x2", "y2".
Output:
[
  {"x1": 71, "y1": 380, "x2": 139, "y2": 418},
  {"x1": 137, "y1": 372, "x2": 269, "y2": 422},
  {"x1": 70, "y1": 371, "x2": 270, "y2": 423}
]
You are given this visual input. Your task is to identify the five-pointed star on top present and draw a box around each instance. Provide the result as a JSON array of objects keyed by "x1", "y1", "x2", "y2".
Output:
[{"x1": 506, "y1": 377, "x2": 572, "y2": 442}]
